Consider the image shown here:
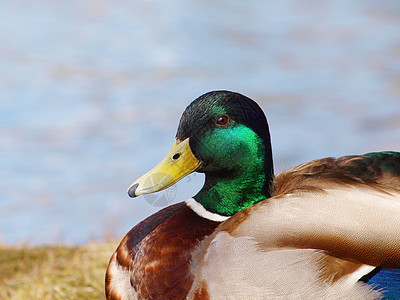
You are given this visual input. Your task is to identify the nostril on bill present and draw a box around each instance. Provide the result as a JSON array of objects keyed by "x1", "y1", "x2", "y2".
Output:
[{"x1": 172, "y1": 153, "x2": 181, "y2": 160}]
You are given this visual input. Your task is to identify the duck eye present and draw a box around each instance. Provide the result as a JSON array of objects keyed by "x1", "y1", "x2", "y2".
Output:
[{"x1": 216, "y1": 114, "x2": 231, "y2": 127}]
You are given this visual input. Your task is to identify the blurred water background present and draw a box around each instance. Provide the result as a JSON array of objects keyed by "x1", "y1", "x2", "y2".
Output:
[{"x1": 1, "y1": 0, "x2": 400, "y2": 245}]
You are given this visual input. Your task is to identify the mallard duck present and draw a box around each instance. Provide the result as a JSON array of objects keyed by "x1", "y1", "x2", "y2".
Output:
[{"x1": 105, "y1": 91, "x2": 400, "y2": 299}]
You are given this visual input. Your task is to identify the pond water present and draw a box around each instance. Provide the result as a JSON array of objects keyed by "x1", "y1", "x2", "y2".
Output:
[{"x1": 1, "y1": 0, "x2": 400, "y2": 245}]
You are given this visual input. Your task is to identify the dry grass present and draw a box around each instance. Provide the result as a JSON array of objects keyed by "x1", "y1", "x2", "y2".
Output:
[{"x1": 0, "y1": 241, "x2": 118, "y2": 300}]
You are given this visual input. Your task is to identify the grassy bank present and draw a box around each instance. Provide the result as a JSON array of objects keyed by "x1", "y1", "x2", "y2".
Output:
[{"x1": 0, "y1": 241, "x2": 118, "y2": 300}]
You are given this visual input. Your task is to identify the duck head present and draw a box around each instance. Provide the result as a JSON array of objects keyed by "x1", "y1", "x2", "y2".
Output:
[{"x1": 128, "y1": 91, "x2": 274, "y2": 216}]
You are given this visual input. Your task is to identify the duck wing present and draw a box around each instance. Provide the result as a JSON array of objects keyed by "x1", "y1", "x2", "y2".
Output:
[{"x1": 188, "y1": 152, "x2": 400, "y2": 299}]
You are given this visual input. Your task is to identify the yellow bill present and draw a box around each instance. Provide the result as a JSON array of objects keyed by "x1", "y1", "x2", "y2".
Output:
[{"x1": 127, "y1": 138, "x2": 202, "y2": 198}]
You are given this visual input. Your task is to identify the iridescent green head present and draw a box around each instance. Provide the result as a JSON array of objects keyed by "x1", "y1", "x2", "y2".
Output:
[
  {"x1": 128, "y1": 91, "x2": 274, "y2": 216},
  {"x1": 176, "y1": 91, "x2": 273, "y2": 215}
]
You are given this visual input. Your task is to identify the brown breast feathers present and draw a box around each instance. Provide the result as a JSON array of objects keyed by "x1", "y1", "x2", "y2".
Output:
[{"x1": 106, "y1": 202, "x2": 220, "y2": 299}]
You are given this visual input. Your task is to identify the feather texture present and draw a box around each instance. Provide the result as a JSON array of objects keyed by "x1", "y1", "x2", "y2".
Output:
[{"x1": 105, "y1": 91, "x2": 400, "y2": 299}]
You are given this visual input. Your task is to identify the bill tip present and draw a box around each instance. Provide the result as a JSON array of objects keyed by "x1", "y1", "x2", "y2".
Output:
[{"x1": 128, "y1": 183, "x2": 139, "y2": 198}]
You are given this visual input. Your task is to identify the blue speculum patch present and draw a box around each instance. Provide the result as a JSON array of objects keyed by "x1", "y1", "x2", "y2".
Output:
[{"x1": 366, "y1": 269, "x2": 400, "y2": 299}]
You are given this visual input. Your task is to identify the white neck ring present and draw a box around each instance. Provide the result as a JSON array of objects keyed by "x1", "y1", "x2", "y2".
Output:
[{"x1": 185, "y1": 198, "x2": 230, "y2": 222}]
